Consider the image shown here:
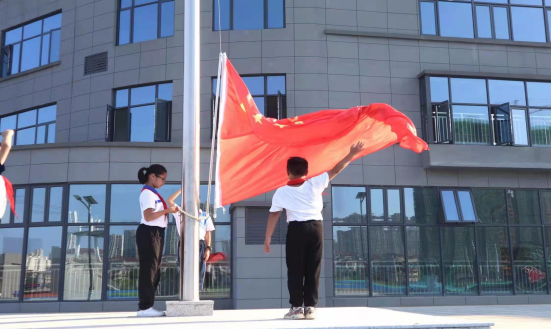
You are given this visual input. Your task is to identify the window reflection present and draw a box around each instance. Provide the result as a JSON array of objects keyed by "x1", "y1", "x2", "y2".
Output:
[
  {"x1": 430, "y1": 77, "x2": 449, "y2": 103},
  {"x1": 267, "y1": 0, "x2": 285, "y2": 29},
  {"x1": 370, "y1": 226, "x2": 406, "y2": 296},
  {"x1": 511, "y1": 7, "x2": 546, "y2": 42},
  {"x1": 202, "y1": 225, "x2": 231, "y2": 298},
  {"x1": 130, "y1": 106, "x2": 155, "y2": 142},
  {"x1": 64, "y1": 226, "x2": 104, "y2": 300},
  {"x1": 542, "y1": 191, "x2": 551, "y2": 224},
  {"x1": 24, "y1": 226, "x2": 62, "y2": 300},
  {"x1": 214, "y1": 0, "x2": 231, "y2": 30},
  {"x1": 476, "y1": 6, "x2": 492, "y2": 38},
  {"x1": 160, "y1": 1, "x2": 175, "y2": 38},
  {"x1": 110, "y1": 185, "x2": 142, "y2": 223},
  {"x1": 451, "y1": 79, "x2": 487, "y2": 104},
  {"x1": 0, "y1": 105, "x2": 56, "y2": 146},
  {"x1": 233, "y1": 0, "x2": 265, "y2": 30},
  {"x1": 511, "y1": 227, "x2": 547, "y2": 294},
  {"x1": 527, "y1": 82, "x2": 551, "y2": 107},
  {"x1": 406, "y1": 226, "x2": 442, "y2": 295},
  {"x1": 133, "y1": 4, "x2": 158, "y2": 43},
  {"x1": 530, "y1": 109, "x2": 551, "y2": 146},
  {"x1": 452, "y1": 106, "x2": 490, "y2": 145},
  {"x1": 332, "y1": 187, "x2": 367, "y2": 224},
  {"x1": 438, "y1": 2, "x2": 474, "y2": 38},
  {"x1": 370, "y1": 189, "x2": 384, "y2": 222},
  {"x1": 68, "y1": 185, "x2": 106, "y2": 223},
  {"x1": 0, "y1": 228, "x2": 24, "y2": 301},
  {"x1": 493, "y1": 7, "x2": 510, "y2": 39},
  {"x1": 507, "y1": 190, "x2": 541, "y2": 225},
  {"x1": 442, "y1": 227, "x2": 478, "y2": 295},
  {"x1": 387, "y1": 189, "x2": 401, "y2": 222},
  {"x1": 31, "y1": 188, "x2": 46, "y2": 223},
  {"x1": 333, "y1": 226, "x2": 369, "y2": 296},
  {"x1": 420, "y1": 2, "x2": 436, "y2": 35},
  {"x1": 49, "y1": 187, "x2": 63, "y2": 222},
  {"x1": 404, "y1": 187, "x2": 440, "y2": 224},
  {"x1": 472, "y1": 189, "x2": 506, "y2": 223},
  {"x1": 489, "y1": 80, "x2": 526, "y2": 106},
  {"x1": 107, "y1": 226, "x2": 138, "y2": 299},
  {"x1": 477, "y1": 227, "x2": 512, "y2": 295},
  {"x1": 14, "y1": 189, "x2": 25, "y2": 224}
]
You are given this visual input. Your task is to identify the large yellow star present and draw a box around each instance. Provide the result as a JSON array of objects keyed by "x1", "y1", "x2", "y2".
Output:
[
  {"x1": 294, "y1": 121, "x2": 304, "y2": 125},
  {"x1": 275, "y1": 124, "x2": 287, "y2": 128},
  {"x1": 253, "y1": 114, "x2": 263, "y2": 124},
  {"x1": 289, "y1": 116, "x2": 299, "y2": 122},
  {"x1": 240, "y1": 103, "x2": 246, "y2": 112}
]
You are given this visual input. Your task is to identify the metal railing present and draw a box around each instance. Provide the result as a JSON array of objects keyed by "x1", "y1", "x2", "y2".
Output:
[
  {"x1": 452, "y1": 113, "x2": 491, "y2": 145},
  {"x1": 529, "y1": 112, "x2": 551, "y2": 145}
]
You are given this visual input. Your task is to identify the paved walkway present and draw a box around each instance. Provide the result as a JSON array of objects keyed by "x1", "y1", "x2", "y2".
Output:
[
  {"x1": 390, "y1": 305, "x2": 551, "y2": 329},
  {"x1": 0, "y1": 307, "x2": 491, "y2": 329}
]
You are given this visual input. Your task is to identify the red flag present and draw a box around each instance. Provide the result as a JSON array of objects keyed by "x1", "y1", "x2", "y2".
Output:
[{"x1": 214, "y1": 56, "x2": 428, "y2": 207}]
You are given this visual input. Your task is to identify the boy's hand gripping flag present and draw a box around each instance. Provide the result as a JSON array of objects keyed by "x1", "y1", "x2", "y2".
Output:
[{"x1": 214, "y1": 55, "x2": 429, "y2": 207}]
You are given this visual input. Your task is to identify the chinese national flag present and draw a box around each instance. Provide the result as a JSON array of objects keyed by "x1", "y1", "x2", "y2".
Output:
[{"x1": 214, "y1": 55, "x2": 428, "y2": 207}]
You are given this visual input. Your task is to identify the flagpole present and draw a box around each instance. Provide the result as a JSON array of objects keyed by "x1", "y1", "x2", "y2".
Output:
[{"x1": 167, "y1": 0, "x2": 213, "y2": 316}]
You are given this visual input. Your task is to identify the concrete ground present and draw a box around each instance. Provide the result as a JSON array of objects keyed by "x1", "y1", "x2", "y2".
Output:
[{"x1": 390, "y1": 305, "x2": 551, "y2": 329}]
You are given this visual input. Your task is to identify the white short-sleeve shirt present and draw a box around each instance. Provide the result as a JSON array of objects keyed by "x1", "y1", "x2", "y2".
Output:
[
  {"x1": 173, "y1": 207, "x2": 215, "y2": 240},
  {"x1": 269, "y1": 172, "x2": 329, "y2": 222},
  {"x1": 139, "y1": 189, "x2": 167, "y2": 228}
]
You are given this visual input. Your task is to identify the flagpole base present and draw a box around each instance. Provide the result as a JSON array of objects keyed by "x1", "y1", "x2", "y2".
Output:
[{"x1": 166, "y1": 300, "x2": 214, "y2": 317}]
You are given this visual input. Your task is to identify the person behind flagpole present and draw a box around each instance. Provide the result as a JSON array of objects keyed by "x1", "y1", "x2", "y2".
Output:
[
  {"x1": 136, "y1": 164, "x2": 178, "y2": 317},
  {"x1": 264, "y1": 142, "x2": 365, "y2": 320},
  {"x1": 166, "y1": 188, "x2": 215, "y2": 291}
]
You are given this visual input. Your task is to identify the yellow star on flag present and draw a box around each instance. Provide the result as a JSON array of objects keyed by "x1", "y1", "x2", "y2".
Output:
[
  {"x1": 253, "y1": 114, "x2": 263, "y2": 124},
  {"x1": 275, "y1": 124, "x2": 287, "y2": 128},
  {"x1": 294, "y1": 121, "x2": 304, "y2": 125},
  {"x1": 289, "y1": 116, "x2": 299, "y2": 122},
  {"x1": 240, "y1": 103, "x2": 246, "y2": 112}
]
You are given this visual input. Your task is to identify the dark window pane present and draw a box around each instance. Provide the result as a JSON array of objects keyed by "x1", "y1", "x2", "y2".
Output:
[
  {"x1": 243, "y1": 76, "x2": 264, "y2": 95},
  {"x1": 119, "y1": 10, "x2": 131, "y2": 45},
  {"x1": 24, "y1": 226, "x2": 62, "y2": 301},
  {"x1": 370, "y1": 226, "x2": 406, "y2": 296},
  {"x1": 5, "y1": 27, "x2": 22, "y2": 45},
  {"x1": 512, "y1": 109, "x2": 528, "y2": 146},
  {"x1": 201, "y1": 225, "x2": 231, "y2": 298},
  {"x1": 477, "y1": 227, "x2": 512, "y2": 295},
  {"x1": 68, "y1": 185, "x2": 107, "y2": 223},
  {"x1": 130, "y1": 105, "x2": 155, "y2": 142},
  {"x1": 110, "y1": 185, "x2": 142, "y2": 222},
  {"x1": 133, "y1": 4, "x2": 158, "y2": 43},
  {"x1": 441, "y1": 190, "x2": 459, "y2": 222},
  {"x1": 473, "y1": 189, "x2": 506, "y2": 224},
  {"x1": 489, "y1": 80, "x2": 526, "y2": 106},
  {"x1": 543, "y1": 191, "x2": 551, "y2": 224},
  {"x1": 160, "y1": 1, "x2": 175, "y2": 37},
  {"x1": 158, "y1": 83, "x2": 173, "y2": 101},
  {"x1": 47, "y1": 123, "x2": 55, "y2": 143},
  {"x1": 511, "y1": 0, "x2": 542, "y2": 4},
  {"x1": 450, "y1": 78, "x2": 487, "y2": 104},
  {"x1": 234, "y1": 0, "x2": 264, "y2": 30},
  {"x1": 442, "y1": 227, "x2": 478, "y2": 295},
  {"x1": 116, "y1": 89, "x2": 129, "y2": 107},
  {"x1": 511, "y1": 227, "x2": 547, "y2": 294},
  {"x1": 16, "y1": 127, "x2": 36, "y2": 145},
  {"x1": 107, "y1": 226, "x2": 138, "y2": 299},
  {"x1": 530, "y1": 109, "x2": 551, "y2": 146},
  {"x1": 493, "y1": 7, "x2": 509, "y2": 40},
  {"x1": 41, "y1": 34, "x2": 50, "y2": 65},
  {"x1": 131, "y1": 86, "x2": 155, "y2": 105},
  {"x1": 511, "y1": 7, "x2": 546, "y2": 43},
  {"x1": 50, "y1": 30, "x2": 60, "y2": 62},
  {"x1": 430, "y1": 77, "x2": 449, "y2": 102},
  {"x1": 267, "y1": 76, "x2": 285, "y2": 94},
  {"x1": 114, "y1": 108, "x2": 129, "y2": 141},
  {"x1": 333, "y1": 226, "x2": 368, "y2": 296},
  {"x1": 420, "y1": 2, "x2": 437, "y2": 35},
  {"x1": 457, "y1": 191, "x2": 476, "y2": 221},
  {"x1": 64, "y1": 226, "x2": 104, "y2": 300},
  {"x1": 38, "y1": 105, "x2": 56, "y2": 123},
  {"x1": 507, "y1": 190, "x2": 541, "y2": 225},
  {"x1": 21, "y1": 36, "x2": 41, "y2": 71},
  {"x1": 404, "y1": 187, "x2": 440, "y2": 224},
  {"x1": 438, "y1": 2, "x2": 474, "y2": 38},
  {"x1": 121, "y1": 0, "x2": 132, "y2": 8},
  {"x1": 370, "y1": 188, "x2": 384, "y2": 222},
  {"x1": 387, "y1": 189, "x2": 401, "y2": 222},
  {"x1": 0, "y1": 227, "x2": 24, "y2": 301},
  {"x1": 14, "y1": 189, "x2": 25, "y2": 224},
  {"x1": 36, "y1": 125, "x2": 45, "y2": 144},
  {"x1": 546, "y1": 228, "x2": 551, "y2": 292},
  {"x1": 267, "y1": 0, "x2": 284, "y2": 28},
  {"x1": 214, "y1": 0, "x2": 231, "y2": 30},
  {"x1": 527, "y1": 82, "x2": 551, "y2": 107},
  {"x1": 23, "y1": 21, "x2": 42, "y2": 39},
  {"x1": 18, "y1": 110, "x2": 37, "y2": 128},
  {"x1": 253, "y1": 97, "x2": 265, "y2": 115},
  {"x1": 453, "y1": 105, "x2": 490, "y2": 145},
  {"x1": 332, "y1": 187, "x2": 367, "y2": 224},
  {"x1": 11, "y1": 43, "x2": 20, "y2": 74},
  {"x1": 199, "y1": 184, "x2": 231, "y2": 223},
  {"x1": 476, "y1": 6, "x2": 492, "y2": 38},
  {"x1": 406, "y1": 226, "x2": 442, "y2": 295},
  {"x1": 49, "y1": 187, "x2": 63, "y2": 222},
  {"x1": 43, "y1": 14, "x2": 62, "y2": 32}
]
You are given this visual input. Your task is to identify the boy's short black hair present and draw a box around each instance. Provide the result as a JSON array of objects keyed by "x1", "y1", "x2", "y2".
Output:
[{"x1": 287, "y1": 157, "x2": 308, "y2": 176}]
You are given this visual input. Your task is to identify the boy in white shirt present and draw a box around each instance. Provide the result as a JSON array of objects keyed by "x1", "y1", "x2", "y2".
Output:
[
  {"x1": 167, "y1": 189, "x2": 215, "y2": 290},
  {"x1": 264, "y1": 142, "x2": 365, "y2": 320}
]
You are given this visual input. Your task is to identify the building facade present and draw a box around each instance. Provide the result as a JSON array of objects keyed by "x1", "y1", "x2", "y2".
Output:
[{"x1": 2, "y1": 0, "x2": 551, "y2": 313}]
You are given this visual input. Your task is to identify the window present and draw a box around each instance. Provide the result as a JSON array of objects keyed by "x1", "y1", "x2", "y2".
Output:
[
  {"x1": 245, "y1": 207, "x2": 287, "y2": 245},
  {"x1": 333, "y1": 226, "x2": 369, "y2": 296},
  {"x1": 118, "y1": 0, "x2": 174, "y2": 45},
  {"x1": 68, "y1": 185, "x2": 107, "y2": 223},
  {"x1": 425, "y1": 76, "x2": 547, "y2": 147},
  {"x1": 30, "y1": 186, "x2": 64, "y2": 223},
  {"x1": 369, "y1": 188, "x2": 402, "y2": 223},
  {"x1": 442, "y1": 227, "x2": 479, "y2": 295},
  {"x1": 507, "y1": 189, "x2": 541, "y2": 224},
  {"x1": 214, "y1": 0, "x2": 285, "y2": 31},
  {"x1": 440, "y1": 189, "x2": 477, "y2": 222},
  {"x1": 406, "y1": 226, "x2": 442, "y2": 295},
  {"x1": 2, "y1": 13, "x2": 61, "y2": 77},
  {"x1": 0, "y1": 228, "x2": 24, "y2": 301},
  {"x1": 420, "y1": 0, "x2": 549, "y2": 42},
  {"x1": 107, "y1": 83, "x2": 173, "y2": 142},
  {"x1": 0, "y1": 104, "x2": 56, "y2": 146},
  {"x1": 213, "y1": 75, "x2": 286, "y2": 120},
  {"x1": 477, "y1": 226, "x2": 512, "y2": 294}
]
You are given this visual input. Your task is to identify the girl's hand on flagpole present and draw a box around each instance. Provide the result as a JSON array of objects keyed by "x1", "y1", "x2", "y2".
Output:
[{"x1": 264, "y1": 237, "x2": 272, "y2": 253}]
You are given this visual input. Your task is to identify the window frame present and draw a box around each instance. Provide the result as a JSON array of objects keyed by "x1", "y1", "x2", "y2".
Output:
[
  {"x1": 1, "y1": 11, "x2": 62, "y2": 77},
  {"x1": 0, "y1": 103, "x2": 57, "y2": 146},
  {"x1": 212, "y1": 0, "x2": 286, "y2": 31},
  {"x1": 116, "y1": 0, "x2": 175, "y2": 46}
]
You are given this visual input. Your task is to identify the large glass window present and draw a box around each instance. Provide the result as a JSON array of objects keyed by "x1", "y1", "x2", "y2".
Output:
[
  {"x1": 477, "y1": 227, "x2": 512, "y2": 294},
  {"x1": 370, "y1": 226, "x2": 406, "y2": 296},
  {"x1": 406, "y1": 226, "x2": 442, "y2": 295},
  {"x1": 0, "y1": 228, "x2": 24, "y2": 301},
  {"x1": 107, "y1": 225, "x2": 139, "y2": 300},
  {"x1": 404, "y1": 187, "x2": 440, "y2": 224},
  {"x1": 333, "y1": 226, "x2": 369, "y2": 296},
  {"x1": 420, "y1": 0, "x2": 549, "y2": 43},
  {"x1": 472, "y1": 189, "x2": 507, "y2": 224},
  {"x1": 118, "y1": 0, "x2": 174, "y2": 45},
  {"x1": 2, "y1": 13, "x2": 61, "y2": 77},
  {"x1": 507, "y1": 190, "x2": 541, "y2": 225},
  {"x1": 214, "y1": 0, "x2": 285, "y2": 31},
  {"x1": 442, "y1": 227, "x2": 478, "y2": 295},
  {"x1": 68, "y1": 185, "x2": 107, "y2": 224},
  {"x1": 109, "y1": 83, "x2": 173, "y2": 142},
  {"x1": 0, "y1": 105, "x2": 56, "y2": 146},
  {"x1": 511, "y1": 227, "x2": 547, "y2": 294}
]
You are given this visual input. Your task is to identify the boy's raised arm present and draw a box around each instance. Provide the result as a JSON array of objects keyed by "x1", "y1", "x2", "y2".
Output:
[{"x1": 327, "y1": 142, "x2": 365, "y2": 181}]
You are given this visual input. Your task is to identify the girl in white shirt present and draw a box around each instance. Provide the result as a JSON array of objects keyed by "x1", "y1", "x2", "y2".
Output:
[{"x1": 136, "y1": 164, "x2": 178, "y2": 317}]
